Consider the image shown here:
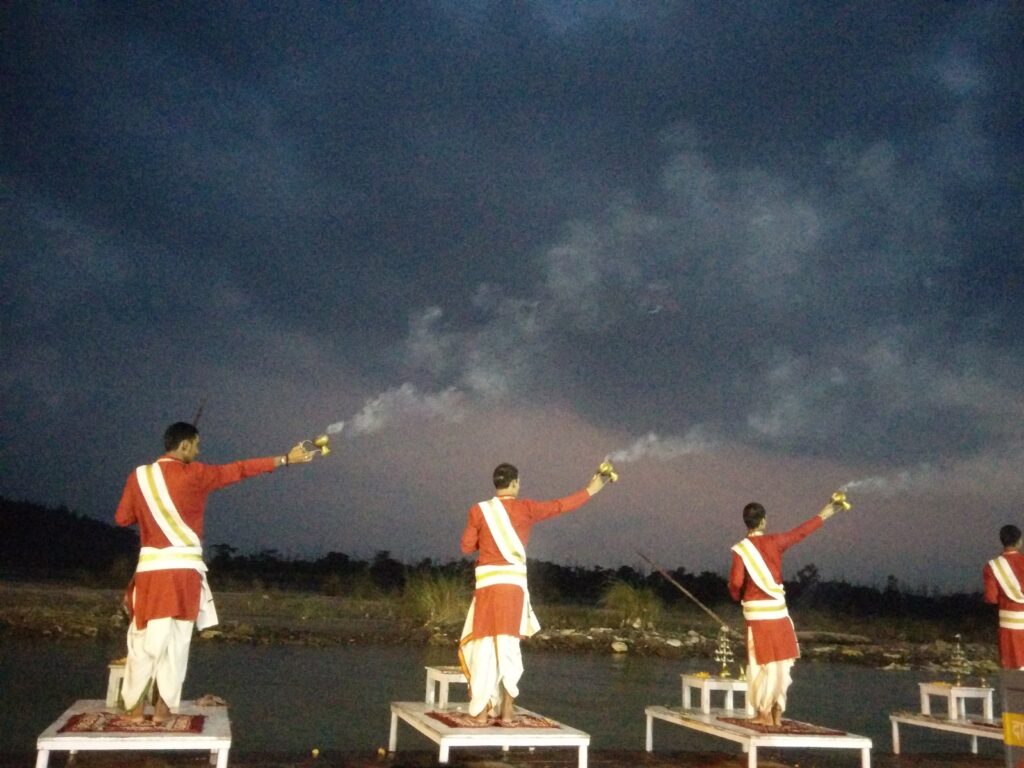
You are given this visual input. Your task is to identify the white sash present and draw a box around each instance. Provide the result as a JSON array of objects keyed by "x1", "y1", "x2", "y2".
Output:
[
  {"x1": 132, "y1": 461, "x2": 218, "y2": 630},
  {"x1": 136, "y1": 461, "x2": 200, "y2": 547},
  {"x1": 474, "y1": 498, "x2": 540, "y2": 636},
  {"x1": 479, "y1": 497, "x2": 526, "y2": 565},
  {"x1": 732, "y1": 537, "x2": 789, "y2": 621},
  {"x1": 991, "y1": 556, "x2": 1024, "y2": 604}
]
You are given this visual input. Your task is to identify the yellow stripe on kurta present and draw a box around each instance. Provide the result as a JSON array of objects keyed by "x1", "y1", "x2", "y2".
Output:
[
  {"x1": 745, "y1": 602, "x2": 784, "y2": 613},
  {"x1": 139, "y1": 551, "x2": 204, "y2": 564}
]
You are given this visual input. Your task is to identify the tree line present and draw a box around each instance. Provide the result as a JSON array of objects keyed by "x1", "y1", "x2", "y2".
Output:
[{"x1": 1, "y1": 496, "x2": 987, "y2": 627}]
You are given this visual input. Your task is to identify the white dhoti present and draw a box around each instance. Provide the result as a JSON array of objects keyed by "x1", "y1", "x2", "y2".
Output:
[
  {"x1": 459, "y1": 632, "x2": 524, "y2": 717},
  {"x1": 123, "y1": 616, "x2": 195, "y2": 711},
  {"x1": 746, "y1": 628, "x2": 794, "y2": 714}
]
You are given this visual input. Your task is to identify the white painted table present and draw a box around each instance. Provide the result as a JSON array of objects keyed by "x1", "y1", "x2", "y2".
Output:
[
  {"x1": 918, "y1": 681, "x2": 994, "y2": 719},
  {"x1": 681, "y1": 673, "x2": 753, "y2": 715},
  {"x1": 389, "y1": 700, "x2": 589, "y2": 767},
  {"x1": 425, "y1": 665, "x2": 467, "y2": 709},
  {"x1": 890, "y1": 712, "x2": 1002, "y2": 755},
  {"x1": 36, "y1": 699, "x2": 231, "y2": 768},
  {"x1": 646, "y1": 705, "x2": 871, "y2": 768}
]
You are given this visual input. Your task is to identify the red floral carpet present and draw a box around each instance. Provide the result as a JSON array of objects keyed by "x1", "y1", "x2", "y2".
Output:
[
  {"x1": 58, "y1": 711, "x2": 205, "y2": 734},
  {"x1": 426, "y1": 711, "x2": 559, "y2": 729},
  {"x1": 717, "y1": 716, "x2": 846, "y2": 735}
]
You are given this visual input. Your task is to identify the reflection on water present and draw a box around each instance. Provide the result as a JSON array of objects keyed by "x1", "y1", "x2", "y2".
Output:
[{"x1": 0, "y1": 637, "x2": 1002, "y2": 758}]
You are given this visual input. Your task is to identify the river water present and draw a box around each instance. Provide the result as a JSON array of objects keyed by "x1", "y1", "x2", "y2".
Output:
[{"x1": 0, "y1": 637, "x2": 1002, "y2": 759}]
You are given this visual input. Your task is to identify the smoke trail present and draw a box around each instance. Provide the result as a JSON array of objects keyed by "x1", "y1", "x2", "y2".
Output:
[
  {"x1": 840, "y1": 465, "x2": 935, "y2": 496},
  {"x1": 608, "y1": 428, "x2": 713, "y2": 464},
  {"x1": 327, "y1": 383, "x2": 465, "y2": 438}
]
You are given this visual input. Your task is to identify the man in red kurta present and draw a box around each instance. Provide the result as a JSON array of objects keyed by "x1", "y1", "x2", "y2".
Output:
[
  {"x1": 458, "y1": 462, "x2": 610, "y2": 721},
  {"x1": 729, "y1": 498, "x2": 841, "y2": 726},
  {"x1": 983, "y1": 524, "x2": 1024, "y2": 669},
  {"x1": 115, "y1": 421, "x2": 316, "y2": 722}
]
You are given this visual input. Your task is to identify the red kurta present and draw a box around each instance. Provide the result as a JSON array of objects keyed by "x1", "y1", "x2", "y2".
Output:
[
  {"x1": 728, "y1": 515, "x2": 823, "y2": 664},
  {"x1": 983, "y1": 550, "x2": 1024, "y2": 669},
  {"x1": 115, "y1": 454, "x2": 278, "y2": 629},
  {"x1": 460, "y1": 489, "x2": 591, "y2": 638}
]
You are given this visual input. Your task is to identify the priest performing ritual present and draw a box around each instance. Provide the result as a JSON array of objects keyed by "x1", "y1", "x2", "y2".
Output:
[
  {"x1": 728, "y1": 493, "x2": 849, "y2": 726},
  {"x1": 983, "y1": 524, "x2": 1024, "y2": 669},
  {"x1": 115, "y1": 421, "x2": 319, "y2": 723},
  {"x1": 458, "y1": 461, "x2": 614, "y2": 722}
]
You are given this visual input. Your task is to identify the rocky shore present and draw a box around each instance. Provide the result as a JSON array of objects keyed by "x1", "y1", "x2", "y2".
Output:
[{"x1": 0, "y1": 582, "x2": 998, "y2": 678}]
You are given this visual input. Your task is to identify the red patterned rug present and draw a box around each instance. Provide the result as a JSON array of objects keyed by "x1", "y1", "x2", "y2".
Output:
[
  {"x1": 427, "y1": 711, "x2": 559, "y2": 729},
  {"x1": 718, "y1": 717, "x2": 846, "y2": 736},
  {"x1": 59, "y1": 711, "x2": 205, "y2": 734}
]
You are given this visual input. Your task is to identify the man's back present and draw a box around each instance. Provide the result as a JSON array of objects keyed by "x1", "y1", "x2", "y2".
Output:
[{"x1": 461, "y1": 491, "x2": 591, "y2": 565}]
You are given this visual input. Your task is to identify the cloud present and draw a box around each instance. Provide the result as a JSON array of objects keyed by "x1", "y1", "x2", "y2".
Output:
[{"x1": 3, "y1": 1, "x2": 1022, "y2": 594}]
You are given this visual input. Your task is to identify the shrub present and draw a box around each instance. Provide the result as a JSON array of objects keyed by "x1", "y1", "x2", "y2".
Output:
[
  {"x1": 601, "y1": 581, "x2": 662, "y2": 630},
  {"x1": 402, "y1": 572, "x2": 471, "y2": 627}
]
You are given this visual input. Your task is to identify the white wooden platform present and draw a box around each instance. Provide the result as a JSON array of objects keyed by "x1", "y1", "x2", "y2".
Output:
[
  {"x1": 890, "y1": 711, "x2": 1002, "y2": 755},
  {"x1": 389, "y1": 700, "x2": 590, "y2": 767},
  {"x1": 35, "y1": 699, "x2": 231, "y2": 768},
  {"x1": 645, "y1": 705, "x2": 871, "y2": 768}
]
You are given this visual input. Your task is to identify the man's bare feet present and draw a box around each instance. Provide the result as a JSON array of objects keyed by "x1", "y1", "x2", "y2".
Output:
[
  {"x1": 771, "y1": 703, "x2": 783, "y2": 727},
  {"x1": 499, "y1": 691, "x2": 515, "y2": 721},
  {"x1": 469, "y1": 708, "x2": 490, "y2": 724},
  {"x1": 749, "y1": 710, "x2": 774, "y2": 726},
  {"x1": 152, "y1": 698, "x2": 171, "y2": 725},
  {"x1": 125, "y1": 697, "x2": 146, "y2": 722}
]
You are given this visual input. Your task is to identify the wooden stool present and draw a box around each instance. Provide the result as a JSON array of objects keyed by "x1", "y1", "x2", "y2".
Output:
[
  {"x1": 918, "y1": 681, "x2": 994, "y2": 720},
  {"x1": 106, "y1": 659, "x2": 155, "y2": 707},
  {"x1": 681, "y1": 672, "x2": 753, "y2": 715},
  {"x1": 424, "y1": 665, "x2": 467, "y2": 709},
  {"x1": 106, "y1": 660, "x2": 126, "y2": 707}
]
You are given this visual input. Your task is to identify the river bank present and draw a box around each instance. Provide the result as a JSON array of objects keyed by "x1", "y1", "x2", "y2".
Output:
[{"x1": 0, "y1": 582, "x2": 998, "y2": 677}]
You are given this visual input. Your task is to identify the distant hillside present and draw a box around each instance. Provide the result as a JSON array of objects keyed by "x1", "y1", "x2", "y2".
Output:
[{"x1": 0, "y1": 497, "x2": 138, "y2": 580}]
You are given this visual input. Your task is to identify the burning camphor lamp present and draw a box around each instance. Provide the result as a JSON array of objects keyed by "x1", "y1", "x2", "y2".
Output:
[
  {"x1": 301, "y1": 434, "x2": 331, "y2": 457},
  {"x1": 598, "y1": 460, "x2": 619, "y2": 483},
  {"x1": 830, "y1": 490, "x2": 851, "y2": 511}
]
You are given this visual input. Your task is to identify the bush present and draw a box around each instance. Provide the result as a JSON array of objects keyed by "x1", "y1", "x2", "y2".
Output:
[
  {"x1": 402, "y1": 572, "x2": 471, "y2": 627},
  {"x1": 601, "y1": 581, "x2": 662, "y2": 630}
]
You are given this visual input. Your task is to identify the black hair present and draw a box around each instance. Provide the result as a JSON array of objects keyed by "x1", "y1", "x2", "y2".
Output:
[
  {"x1": 164, "y1": 422, "x2": 199, "y2": 452},
  {"x1": 742, "y1": 502, "x2": 766, "y2": 531},
  {"x1": 1000, "y1": 524, "x2": 1022, "y2": 547},
  {"x1": 492, "y1": 463, "x2": 519, "y2": 490}
]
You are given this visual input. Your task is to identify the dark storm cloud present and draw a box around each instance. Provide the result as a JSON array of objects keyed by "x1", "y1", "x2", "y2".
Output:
[{"x1": 3, "y1": 1, "x2": 1022, "y2": 588}]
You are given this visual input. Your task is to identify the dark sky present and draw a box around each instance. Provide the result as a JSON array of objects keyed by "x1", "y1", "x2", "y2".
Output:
[{"x1": 3, "y1": 1, "x2": 1023, "y2": 591}]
